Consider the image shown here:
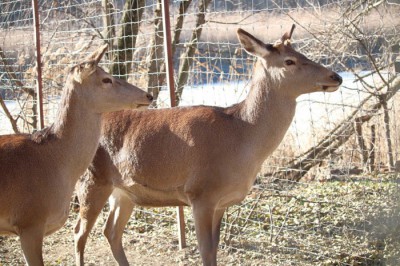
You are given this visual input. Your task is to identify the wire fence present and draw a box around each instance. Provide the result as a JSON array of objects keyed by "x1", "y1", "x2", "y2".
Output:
[{"x1": 1, "y1": 0, "x2": 400, "y2": 265}]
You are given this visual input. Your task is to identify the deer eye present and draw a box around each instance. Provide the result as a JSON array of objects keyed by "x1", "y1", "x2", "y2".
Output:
[
  {"x1": 102, "y1": 78, "x2": 112, "y2": 84},
  {"x1": 285, "y1": 59, "x2": 295, "y2": 66}
]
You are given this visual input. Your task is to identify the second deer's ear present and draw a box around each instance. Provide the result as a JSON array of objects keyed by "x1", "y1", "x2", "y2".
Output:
[
  {"x1": 72, "y1": 62, "x2": 96, "y2": 84},
  {"x1": 84, "y1": 44, "x2": 108, "y2": 65},
  {"x1": 237, "y1": 28, "x2": 271, "y2": 58}
]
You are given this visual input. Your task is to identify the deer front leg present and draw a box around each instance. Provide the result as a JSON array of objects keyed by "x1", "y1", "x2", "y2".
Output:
[
  {"x1": 192, "y1": 200, "x2": 223, "y2": 266},
  {"x1": 74, "y1": 176, "x2": 113, "y2": 266},
  {"x1": 103, "y1": 191, "x2": 134, "y2": 266},
  {"x1": 19, "y1": 225, "x2": 45, "y2": 266}
]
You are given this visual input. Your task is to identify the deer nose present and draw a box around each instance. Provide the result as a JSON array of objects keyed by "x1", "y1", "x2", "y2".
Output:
[
  {"x1": 330, "y1": 73, "x2": 343, "y2": 85},
  {"x1": 146, "y1": 93, "x2": 154, "y2": 101}
]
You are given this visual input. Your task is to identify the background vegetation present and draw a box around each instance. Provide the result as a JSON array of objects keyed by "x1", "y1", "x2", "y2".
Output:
[{"x1": 0, "y1": 0, "x2": 399, "y2": 265}]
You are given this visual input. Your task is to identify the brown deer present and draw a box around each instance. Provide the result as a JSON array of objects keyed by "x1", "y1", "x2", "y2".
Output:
[
  {"x1": 0, "y1": 45, "x2": 153, "y2": 265},
  {"x1": 74, "y1": 26, "x2": 342, "y2": 266}
]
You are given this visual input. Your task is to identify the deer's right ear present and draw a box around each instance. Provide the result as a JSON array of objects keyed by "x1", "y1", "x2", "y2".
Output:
[
  {"x1": 237, "y1": 28, "x2": 271, "y2": 57},
  {"x1": 72, "y1": 63, "x2": 96, "y2": 84},
  {"x1": 85, "y1": 44, "x2": 108, "y2": 65}
]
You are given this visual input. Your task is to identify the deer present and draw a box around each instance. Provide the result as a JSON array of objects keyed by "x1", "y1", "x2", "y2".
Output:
[
  {"x1": 0, "y1": 44, "x2": 153, "y2": 266},
  {"x1": 74, "y1": 25, "x2": 342, "y2": 266}
]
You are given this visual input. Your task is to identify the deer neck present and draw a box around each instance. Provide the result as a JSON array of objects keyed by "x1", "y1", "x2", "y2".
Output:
[
  {"x1": 238, "y1": 61, "x2": 297, "y2": 158},
  {"x1": 51, "y1": 82, "x2": 102, "y2": 180}
]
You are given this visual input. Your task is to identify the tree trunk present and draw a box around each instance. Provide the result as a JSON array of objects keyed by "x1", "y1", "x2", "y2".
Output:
[
  {"x1": 175, "y1": 0, "x2": 211, "y2": 105},
  {"x1": 381, "y1": 98, "x2": 394, "y2": 170},
  {"x1": 110, "y1": 0, "x2": 145, "y2": 78},
  {"x1": 101, "y1": 0, "x2": 115, "y2": 49},
  {"x1": 368, "y1": 125, "x2": 376, "y2": 172},
  {"x1": 354, "y1": 117, "x2": 368, "y2": 168},
  {"x1": 146, "y1": 0, "x2": 164, "y2": 98}
]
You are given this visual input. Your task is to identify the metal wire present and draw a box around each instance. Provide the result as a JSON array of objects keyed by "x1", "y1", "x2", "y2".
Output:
[{"x1": 0, "y1": 0, "x2": 399, "y2": 265}]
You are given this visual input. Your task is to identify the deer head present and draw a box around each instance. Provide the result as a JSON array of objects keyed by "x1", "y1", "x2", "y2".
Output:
[
  {"x1": 237, "y1": 25, "x2": 342, "y2": 98},
  {"x1": 69, "y1": 44, "x2": 153, "y2": 113}
]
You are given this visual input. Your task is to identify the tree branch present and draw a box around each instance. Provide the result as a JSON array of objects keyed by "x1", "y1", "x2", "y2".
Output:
[
  {"x1": 270, "y1": 76, "x2": 400, "y2": 182},
  {"x1": 0, "y1": 93, "x2": 19, "y2": 133},
  {"x1": 175, "y1": 0, "x2": 212, "y2": 105}
]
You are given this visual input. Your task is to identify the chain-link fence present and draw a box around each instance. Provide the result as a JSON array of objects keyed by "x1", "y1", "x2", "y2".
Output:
[{"x1": 1, "y1": 0, "x2": 399, "y2": 265}]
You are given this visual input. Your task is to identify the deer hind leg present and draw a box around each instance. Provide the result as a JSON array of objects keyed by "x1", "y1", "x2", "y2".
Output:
[
  {"x1": 103, "y1": 190, "x2": 134, "y2": 266},
  {"x1": 192, "y1": 199, "x2": 224, "y2": 266},
  {"x1": 212, "y1": 208, "x2": 226, "y2": 260},
  {"x1": 19, "y1": 225, "x2": 45, "y2": 266},
  {"x1": 74, "y1": 176, "x2": 113, "y2": 266}
]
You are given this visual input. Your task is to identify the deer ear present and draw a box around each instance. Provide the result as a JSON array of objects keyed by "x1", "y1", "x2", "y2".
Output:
[
  {"x1": 85, "y1": 44, "x2": 108, "y2": 65},
  {"x1": 280, "y1": 24, "x2": 296, "y2": 45},
  {"x1": 237, "y1": 28, "x2": 271, "y2": 57},
  {"x1": 72, "y1": 62, "x2": 97, "y2": 84}
]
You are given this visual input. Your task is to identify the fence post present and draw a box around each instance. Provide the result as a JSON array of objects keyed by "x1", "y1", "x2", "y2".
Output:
[
  {"x1": 32, "y1": 0, "x2": 44, "y2": 130},
  {"x1": 161, "y1": 0, "x2": 186, "y2": 249}
]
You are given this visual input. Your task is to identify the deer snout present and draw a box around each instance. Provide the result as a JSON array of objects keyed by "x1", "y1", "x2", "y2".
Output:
[
  {"x1": 318, "y1": 72, "x2": 342, "y2": 92},
  {"x1": 146, "y1": 93, "x2": 154, "y2": 102},
  {"x1": 136, "y1": 93, "x2": 154, "y2": 110},
  {"x1": 330, "y1": 72, "x2": 343, "y2": 85}
]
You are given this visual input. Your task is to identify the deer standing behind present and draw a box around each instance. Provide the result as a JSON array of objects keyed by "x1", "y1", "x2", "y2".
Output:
[
  {"x1": 0, "y1": 45, "x2": 153, "y2": 265},
  {"x1": 74, "y1": 26, "x2": 342, "y2": 266}
]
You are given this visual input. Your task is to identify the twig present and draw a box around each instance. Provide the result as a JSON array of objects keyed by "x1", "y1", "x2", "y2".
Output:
[
  {"x1": 0, "y1": 94, "x2": 19, "y2": 133},
  {"x1": 267, "y1": 205, "x2": 274, "y2": 243},
  {"x1": 206, "y1": 11, "x2": 262, "y2": 25},
  {"x1": 0, "y1": 47, "x2": 35, "y2": 97},
  {"x1": 223, "y1": 206, "x2": 242, "y2": 246},
  {"x1": 273, "y1": 206, "x2": 292, "y2": 243},
  {"x1": 241, "y1": 194, "x2": 263, "y2": 232},
  {"x1": 62, "y1": 0, "x2": 104, "y2": 40}
]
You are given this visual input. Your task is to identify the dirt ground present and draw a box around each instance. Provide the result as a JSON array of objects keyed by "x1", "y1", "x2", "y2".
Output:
[
  {"x1": 1, "y1": 174, "x2": 400, "y2": 266},
  {"x1": 0, "y1": 203, "x2": 253, "y2": 265},
  {"x1": 1, "y1": 210, "x2": 260, "y2": 266},
  {"x1": 0, "y1": 210, "x2": 201, "y2": 266}
]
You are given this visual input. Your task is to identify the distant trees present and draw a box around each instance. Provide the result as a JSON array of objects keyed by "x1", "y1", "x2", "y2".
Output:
[
  {"x1": 211, "y1": 0, "x2": 333, "y2": 10},
  {"x1": 0, "y1": 0, "x2": 32, "y2": 27},
  {"x1": 1, "y1": 0, "x2": 399, "y2": 174}
]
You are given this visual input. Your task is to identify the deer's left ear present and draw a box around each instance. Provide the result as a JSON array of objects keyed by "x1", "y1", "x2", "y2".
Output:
[
  {"x1": 237, "y1": 28, "x2": 273, "y2": 58},
  {"x1": 84, "y1": 44, "x2": 108, "y2": 65}
]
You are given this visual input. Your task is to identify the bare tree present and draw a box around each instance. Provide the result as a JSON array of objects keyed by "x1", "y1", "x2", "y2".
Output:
[
  {"x1": 109, "y1": 0, "x2": 145, "y2": 77},
  {"x1": 145, "y1": 0, "x2": 164, "y2": 98},
  {"x1": 175, "y1": 0, "x2": 212, "y2": 105},
  {"x1": 101, "y1": 0, "x2": 116, "y2": 49}
]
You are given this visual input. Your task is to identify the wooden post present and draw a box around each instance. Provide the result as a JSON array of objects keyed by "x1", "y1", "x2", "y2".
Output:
[
  {"x1": 32, "y1": 0, "x2": 44, "y2": 130},
  {"x1": 161, "y1": 0, "x2": 186, "y2": 249}
]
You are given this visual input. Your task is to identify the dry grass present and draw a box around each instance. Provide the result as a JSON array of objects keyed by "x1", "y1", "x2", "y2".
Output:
[
  {"x1": 1, "y1": 173, "x2": 399, "y2": 266},
  {"x1": 1, "y1": 3, "x2": 400, "y2": 265}
]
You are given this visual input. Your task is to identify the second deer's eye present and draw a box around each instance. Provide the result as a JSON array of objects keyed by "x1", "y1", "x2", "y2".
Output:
[
  {"x1": 102, "y1": 78, "x2": 112, "y2": 84},
  {"x1": 285, "y1": 59, "x2": 295, "y2": 66}
]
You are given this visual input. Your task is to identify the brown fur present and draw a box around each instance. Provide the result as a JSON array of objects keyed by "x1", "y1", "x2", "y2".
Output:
[
  {"x1": 74, "y1": 27, "x2": 342, "y2": 266},
  {"x1": 0, "y1": 45, "x2": 152, "y2": 265}
]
